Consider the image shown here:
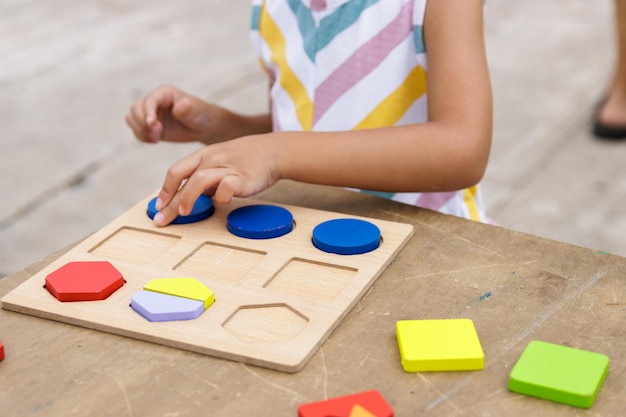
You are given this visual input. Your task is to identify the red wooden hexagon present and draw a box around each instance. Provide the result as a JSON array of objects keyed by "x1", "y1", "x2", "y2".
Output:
[{"x1": 45, "y1": 261, "x2": 124, "y2": 302}]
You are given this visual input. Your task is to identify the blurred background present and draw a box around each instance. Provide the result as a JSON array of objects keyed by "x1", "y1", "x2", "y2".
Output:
[{"x1": 1, "y1": 0, "x2": 625, "y2": 278}]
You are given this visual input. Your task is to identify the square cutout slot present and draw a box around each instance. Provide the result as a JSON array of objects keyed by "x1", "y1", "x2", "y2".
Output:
[
  {"x1": 90, "y1": 227, "x2": 180, "y2": 264},
  {"x1": 265, "y1": 258, "x2": 357, "y2": 300},
  {"x1": 174, "y1": 242, "x2": 265, "y2": 282}
]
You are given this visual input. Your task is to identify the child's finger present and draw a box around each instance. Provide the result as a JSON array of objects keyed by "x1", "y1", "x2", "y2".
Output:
[
  {"x1": 152, "y1": 193, "x2": 182, "y2": 227},
  {"x1": 129, "y1": 101, "x2": 147, "y2": 128},
  {"x1": 143, "y1": 86, "x2": 177, "y2": 126},
  {"x1": 177, "y1": 168, "x2": 225, "y2": 215},
  {"x1": 127, "y1": 101, "x2": 159, "y2": 142},
  {"x1": 157, "y1": 153, "x2": 203, "y2": 211},
  {"x1": 125, "y1": 113, "x2": 152, "y2": 143},
  {"x1": 213, "y1": 175, "x2": 240, "y2": 205}
]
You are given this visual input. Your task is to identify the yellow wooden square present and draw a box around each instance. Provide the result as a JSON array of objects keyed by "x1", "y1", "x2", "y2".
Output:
[{"x1": 396, "y1": 319, "x2": 484, "y2": 372}]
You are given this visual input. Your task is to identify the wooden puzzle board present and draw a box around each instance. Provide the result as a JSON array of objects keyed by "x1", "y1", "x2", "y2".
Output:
[{"x1": 1, "y1": 193, "x2": 413, "y2": 372}]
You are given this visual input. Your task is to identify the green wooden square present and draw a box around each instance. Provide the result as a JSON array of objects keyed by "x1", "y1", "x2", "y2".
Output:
[
  {"x1": 508, "y1": 340, "x2": 609, "y2": 408},
  {"x1": 396, "y1": 319, "x2": 484, "y2": 372}
]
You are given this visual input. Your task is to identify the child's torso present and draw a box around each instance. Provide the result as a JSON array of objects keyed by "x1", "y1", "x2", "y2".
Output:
[{"x1": 250, "y1": 0, "x2": 490, "y2": 222}]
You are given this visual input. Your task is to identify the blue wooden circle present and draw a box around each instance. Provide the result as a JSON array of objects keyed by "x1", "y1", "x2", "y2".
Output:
[
  {"x1": 146, "y1": 195, "x2": 214, "y2": 224},
  {"x1": 312, "y1": 218, "x2": 381, "y2": 255},
  {"x1": 227, "y1": 204, "x2": 294, "y2": 239}
]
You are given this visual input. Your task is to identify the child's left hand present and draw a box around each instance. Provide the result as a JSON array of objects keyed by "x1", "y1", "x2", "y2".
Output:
[{"x1": 152, "y1": 134, "x2": 282, "y2": 226}]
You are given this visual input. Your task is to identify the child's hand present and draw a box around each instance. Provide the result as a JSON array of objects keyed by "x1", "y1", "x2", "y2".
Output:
[
  {"x1": 126, "y1": 85, "x2": 221, "y2": 144},
  {"x1": 151, "y1": 134, "x2": 282, "y2": 226}
]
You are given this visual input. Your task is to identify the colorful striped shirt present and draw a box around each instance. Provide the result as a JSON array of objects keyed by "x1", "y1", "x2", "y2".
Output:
[{"x1": 250, "y1": 0, "x2": 489, "y2": 222}]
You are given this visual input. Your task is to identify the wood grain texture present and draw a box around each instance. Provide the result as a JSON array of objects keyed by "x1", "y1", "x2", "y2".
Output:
[
  {"x1": 1, "y1": 183, "x2": 625, "y2": 417},
  {"x1": 1, "y1": 191, "x2": 413, "y2": 372}
]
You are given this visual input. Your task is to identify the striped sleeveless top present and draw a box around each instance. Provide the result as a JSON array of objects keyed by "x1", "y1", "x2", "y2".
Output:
[{"x1": 250, "y1": 0, "x2": 489, "y2": 222}]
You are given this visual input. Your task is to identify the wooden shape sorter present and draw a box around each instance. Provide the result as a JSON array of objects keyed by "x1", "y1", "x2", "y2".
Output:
[{"x1": 1, "y1": 193, "x2": 413, "y2": 372}]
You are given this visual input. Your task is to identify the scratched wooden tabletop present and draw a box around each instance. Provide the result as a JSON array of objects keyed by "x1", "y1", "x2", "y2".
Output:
[{"x1": 0, "y1": 183, "x2": 624, "y2": 417}]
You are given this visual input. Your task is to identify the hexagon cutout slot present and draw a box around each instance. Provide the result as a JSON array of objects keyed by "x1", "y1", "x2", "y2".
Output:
[
  {"x1": 222, "y1": 304, "x2": 308, "y2": 343},
  {"x1": 131, "y1": 277, "x2": 215, "y2": 322},
  {"x1": 45, "y1": 261, "x2": 125, "y2": 302}
]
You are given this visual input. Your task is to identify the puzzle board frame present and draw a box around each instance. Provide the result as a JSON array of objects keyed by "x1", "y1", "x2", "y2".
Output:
[{"x1": 1, "y1": 193, "x2": 414, "y2": 372}]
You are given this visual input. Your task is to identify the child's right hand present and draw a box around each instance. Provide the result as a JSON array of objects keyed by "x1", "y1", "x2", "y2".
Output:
[{"x1": 126, "y1": 85, "x2": 221, "y2": 144}]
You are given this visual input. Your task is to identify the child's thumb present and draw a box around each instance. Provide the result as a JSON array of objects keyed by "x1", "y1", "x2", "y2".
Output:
[{"x1": 172, "y1": 97, "x2": 202, "y2": 127}]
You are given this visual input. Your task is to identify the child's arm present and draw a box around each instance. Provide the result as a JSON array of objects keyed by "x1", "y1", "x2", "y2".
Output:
[
  {"x1": 152, "y1": 0, "x2": 492, "y2": 226},
  {"x1": 125, "y1": 85, "x2": 272, "y2": 144}
]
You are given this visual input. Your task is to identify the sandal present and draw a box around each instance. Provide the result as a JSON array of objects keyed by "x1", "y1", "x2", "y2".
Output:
[
  {"x1": 592, "y1": 97, "x2": 626, "y2": 140},
  {"x1": 593, "y1": 119, "x2": 626, "y2": 139}
]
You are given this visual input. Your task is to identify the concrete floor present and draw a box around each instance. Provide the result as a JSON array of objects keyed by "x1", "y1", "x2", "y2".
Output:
[{"x1": 1, "y1": 0, "x2": 625, "y2": 278}]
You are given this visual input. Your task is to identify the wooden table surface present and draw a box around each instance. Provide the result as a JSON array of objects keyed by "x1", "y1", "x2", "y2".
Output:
[{"x1": 1, "y1": 182, "x2": 624, "y2": 417}]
